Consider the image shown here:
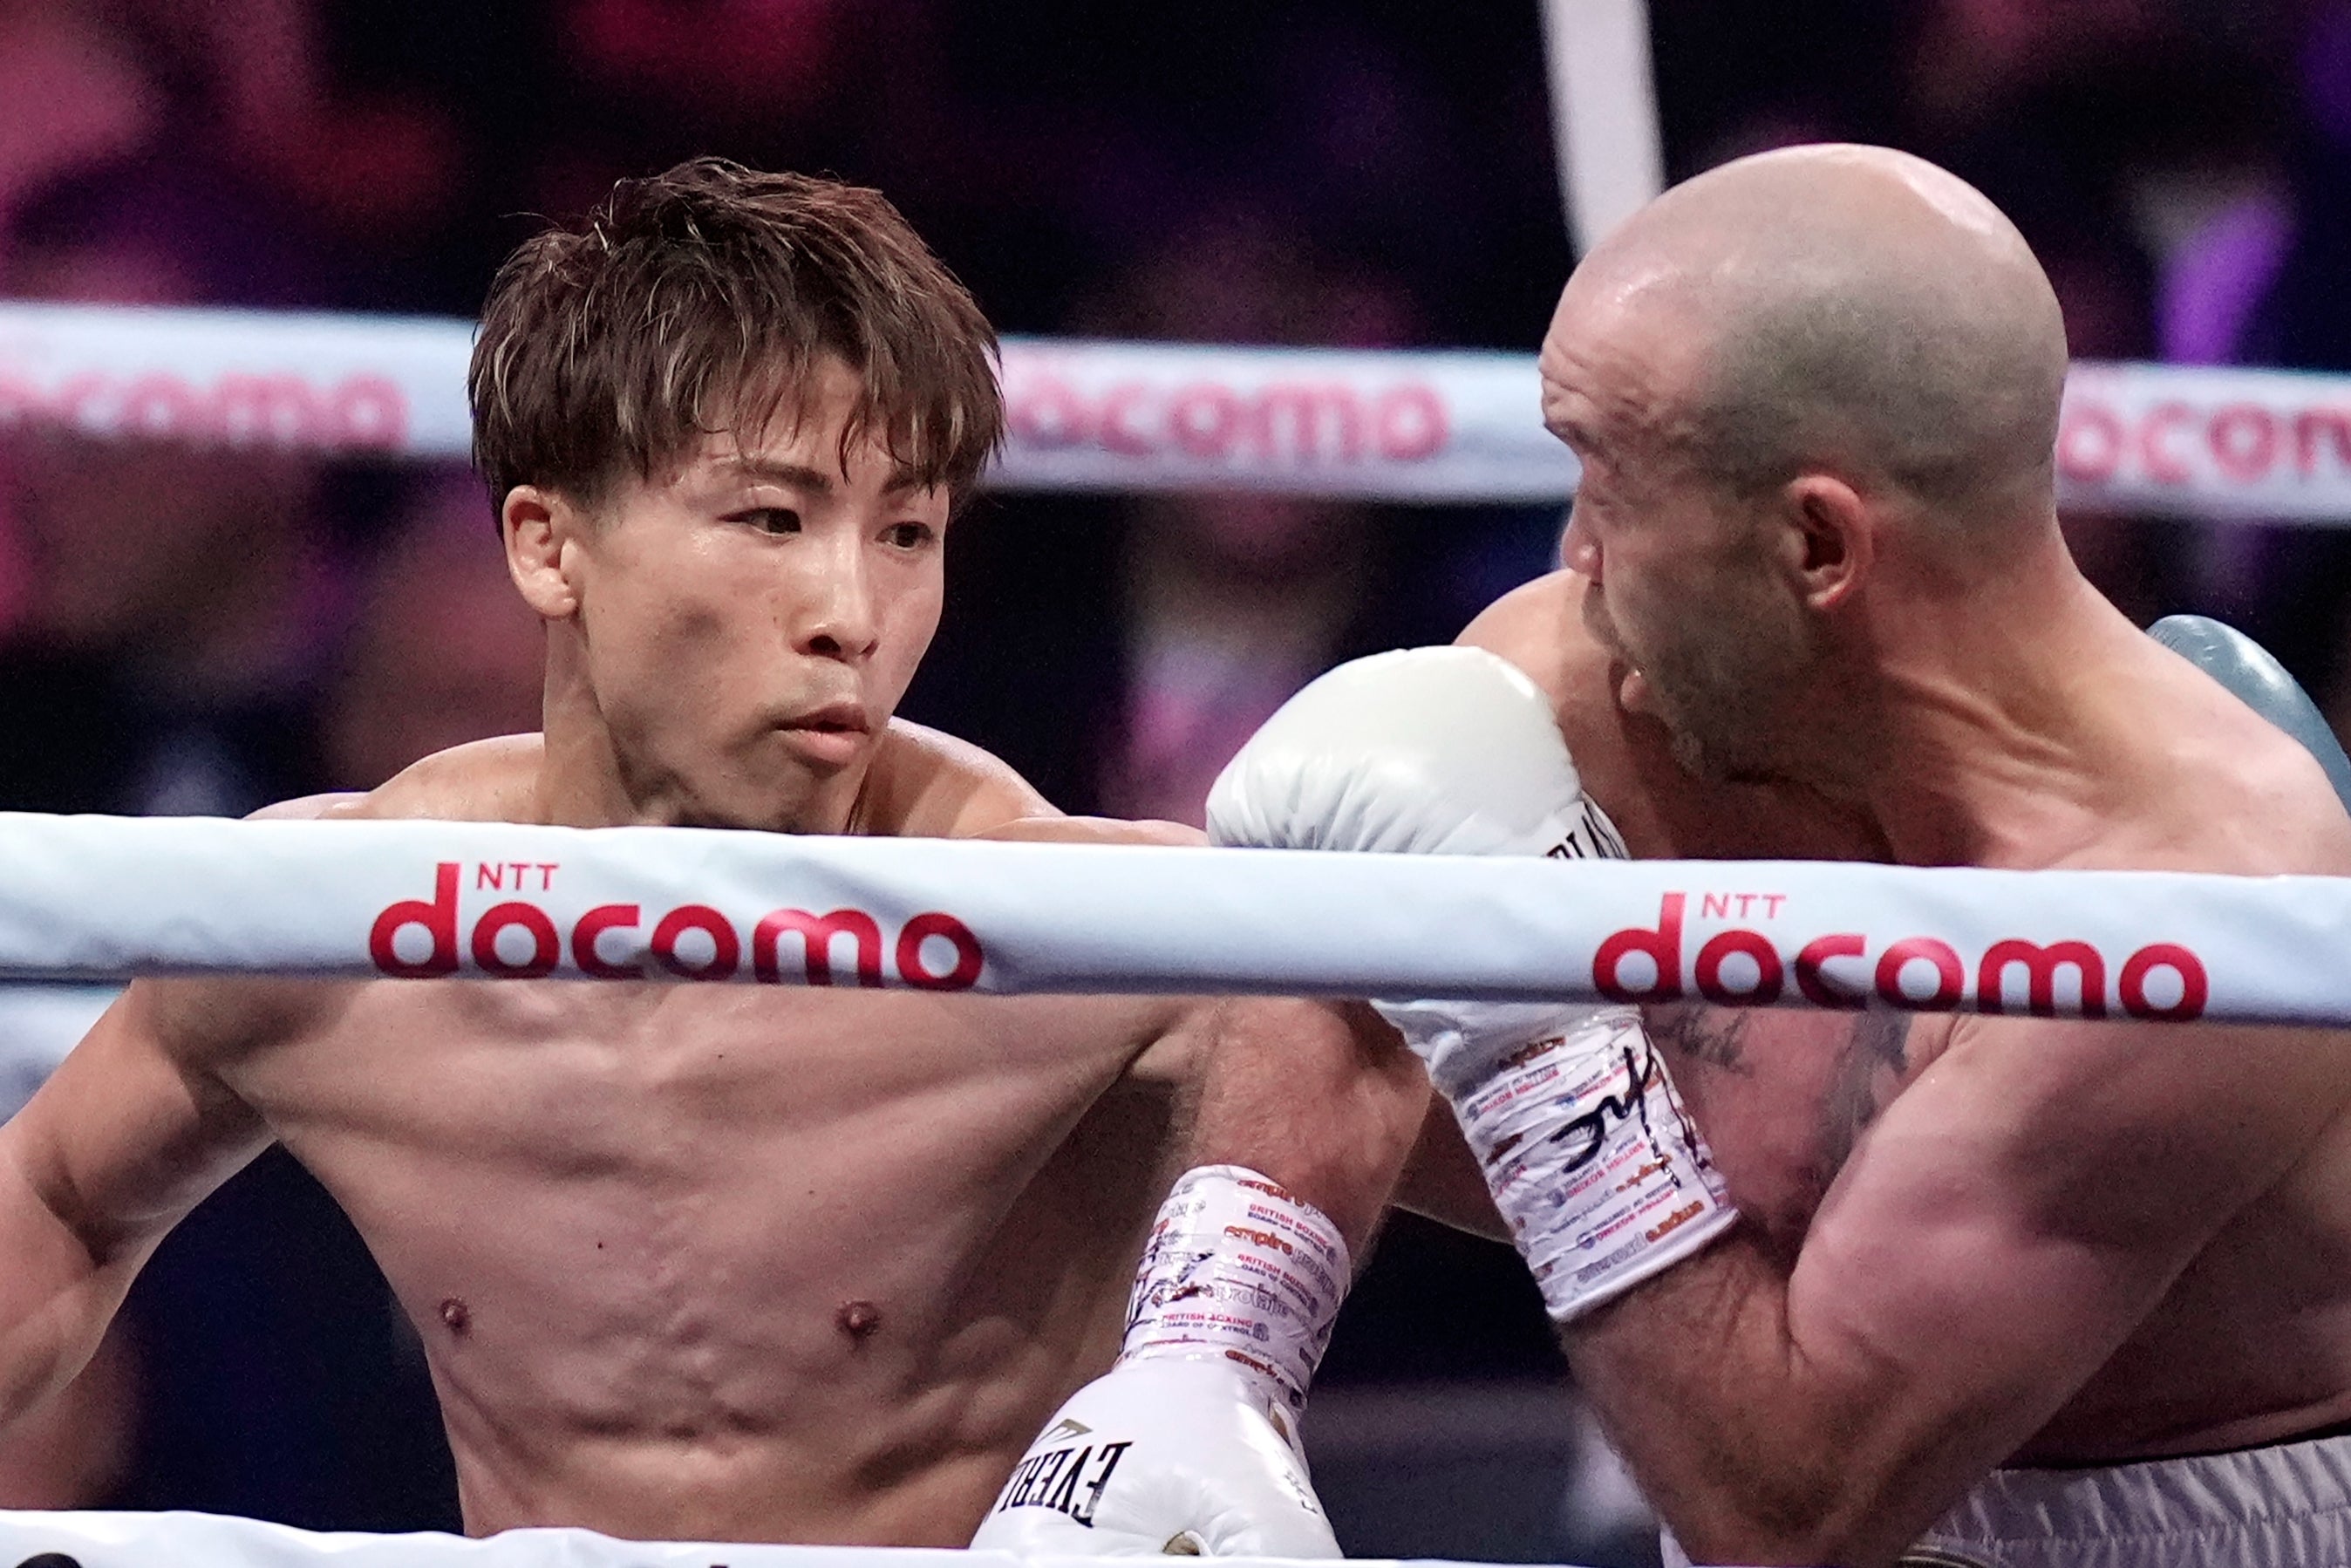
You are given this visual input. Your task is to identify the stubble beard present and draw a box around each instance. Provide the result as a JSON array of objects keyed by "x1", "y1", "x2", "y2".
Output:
[{"x1": 1585, "y1": 579, "x2": 1802, "y2": 787}]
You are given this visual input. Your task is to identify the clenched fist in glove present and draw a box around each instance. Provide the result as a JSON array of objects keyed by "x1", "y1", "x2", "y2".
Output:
[{"x1": 972, "y1": 1166, "x2": 1347, "y2": 1556}]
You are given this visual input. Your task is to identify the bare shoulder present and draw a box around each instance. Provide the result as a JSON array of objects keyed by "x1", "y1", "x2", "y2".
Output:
[
  {"x1": 859, "y1": 718, "x2": 1200, "y2": 844},
  {"x1": 855, "y1": 719, "x2": 1060, "y2": 838},
  {"x1": 1458, "y1": 569, "x2": 1592, "y2": 709},
  {"x1": 1458, "y1": 570, "x2": 1668, "y2": 842},
  {"x1": 353, "y1": 733, "x2": 544, "y2": 822},
  {"x1": 859, "y1": 723, "x2": 1205, "y2": 1061},
  {"x1": 256, "y1": 734, "x2": 541, "y2": 826},
  {"x1": 2199, "y1": 715, "x2": 2351, "y2": 875},
  {"x1": 194, "y1": 742, "x2": 540, "y2": 1057},
  {"x1": 2109, "y1": 644, "x2": 2351, "y2": 876}
]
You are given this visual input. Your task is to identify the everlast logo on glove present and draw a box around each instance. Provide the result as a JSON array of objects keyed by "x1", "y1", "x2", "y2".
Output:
[
  {"x1": 1592, "y1": 892, "x2": 2208, "y2": 1020},
  {"x1": 990, "y1": 1431, "x2": 1134, "y2": 1527}
]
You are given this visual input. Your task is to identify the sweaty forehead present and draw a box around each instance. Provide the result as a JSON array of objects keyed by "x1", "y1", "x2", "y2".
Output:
[{"x1": 1538, "y1": 267, "x2": 1711, "y2": 454}]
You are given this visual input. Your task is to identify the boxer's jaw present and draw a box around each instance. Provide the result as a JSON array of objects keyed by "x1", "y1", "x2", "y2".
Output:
[
  {"x1": 526, "y1": 359, "x2": 948, "y2": 835},
  {"x1": 1546, "y1": 271, "x2": 1835, "y2": 789}
]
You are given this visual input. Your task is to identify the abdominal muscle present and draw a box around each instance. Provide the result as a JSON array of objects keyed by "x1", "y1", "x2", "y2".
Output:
[{"x1": 222, "y1": 978, "x2": 1181, "y2": 1544}]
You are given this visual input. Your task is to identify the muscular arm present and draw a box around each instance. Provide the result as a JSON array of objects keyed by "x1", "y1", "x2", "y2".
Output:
[
  {"x1": 1182, "y1": 998, "x2": 1428, "y2": 1256},
  {"x1": 977, "y1": 782, "x2": 1428, "y2": 1256},
  {"x1": 0, "y1": 980, "x2": 279, "y2": 1424},
  {"x1": 1390, "y1": 1097, "x2": 1508, "y2": 1242},
  {"x1": 0, "y1": 792, "x2": 349, "y2": 1428},
  {"x1": 1564, "y1": 1011, "x2": 2350, "y2": 1566}
]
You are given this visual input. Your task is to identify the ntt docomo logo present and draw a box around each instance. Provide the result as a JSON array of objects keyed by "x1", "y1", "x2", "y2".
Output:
[
  {"x1": 366, "y1": 862, "x2": 984, "y2": 988},
  {"x1": 1593, "y1": 893, "x2": 2208, "y2": 1019}
]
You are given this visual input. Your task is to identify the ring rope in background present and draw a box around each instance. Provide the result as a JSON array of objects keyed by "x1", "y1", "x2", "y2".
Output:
[{"x1": 3, "y1": 302, "x2": 2348, "y2": 517}]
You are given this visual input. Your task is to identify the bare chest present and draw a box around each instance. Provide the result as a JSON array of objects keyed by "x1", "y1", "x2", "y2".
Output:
[{"x1": 223, "y1": 982, "x2": 1173, "y2": 1408}]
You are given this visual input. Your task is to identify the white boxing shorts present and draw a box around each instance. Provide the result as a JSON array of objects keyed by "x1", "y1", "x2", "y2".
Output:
[{"x1": 1661, "y1": 1430, "x2": 2351, "y2": 1567}]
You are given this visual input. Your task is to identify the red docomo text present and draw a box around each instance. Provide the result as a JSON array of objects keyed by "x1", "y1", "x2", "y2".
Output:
[
  {"x1": 2058, "y1": 395, "x2": 2351, "y2": 491},
  {"x1": 1003, "y1": 370, "x2": 1448, "y2": 467},
  {"x1": 1592, "y1": 893, "x2": 2207, "y2": 1020},
  {"x1": 0, "y1": 368, "x2": 409, "y2": 451},
  {"x1": 367, "y1": 863, "x2": 984, "y2": 989}
]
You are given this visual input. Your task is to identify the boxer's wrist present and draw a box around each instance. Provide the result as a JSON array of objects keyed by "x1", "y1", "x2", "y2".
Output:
[
  {"x1": 1439, "y1": 1006, "x2": 1737, "y2": 1323},
  {"x1": 1119, "y1": 1165, "x2": 1350, "y2": 1426}
]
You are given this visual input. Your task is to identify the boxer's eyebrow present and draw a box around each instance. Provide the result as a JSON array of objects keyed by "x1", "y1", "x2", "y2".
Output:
[
  {"x1": 722, "y1": 457, "x2": 930, "y2": 496},
  {"x1": 726, "y1": 458, "x2": 835, "y2": 493}
]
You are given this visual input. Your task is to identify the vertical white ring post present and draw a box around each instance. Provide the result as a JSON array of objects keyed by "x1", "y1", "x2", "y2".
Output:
[{"x1": 1538, "y1": 0, "x2": 1666, "y2": 255}]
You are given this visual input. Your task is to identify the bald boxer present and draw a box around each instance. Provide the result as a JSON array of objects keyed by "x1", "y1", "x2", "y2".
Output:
[
  {"x1": 1216, "y1": 145, "x2": 2351, "y2": 1566},
  {"x1": 0, "y1": 160, "x2": 1426, "y2": 1549}
]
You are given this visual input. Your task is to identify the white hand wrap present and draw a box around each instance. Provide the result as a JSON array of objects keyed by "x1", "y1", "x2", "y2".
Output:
[
  {"x1": 1416, "y1": 1001, "x2": 1734, "y2": 1322},
  {"x1": 1119, "y1": 1164, "x2": 1350, "y2": 1418}
]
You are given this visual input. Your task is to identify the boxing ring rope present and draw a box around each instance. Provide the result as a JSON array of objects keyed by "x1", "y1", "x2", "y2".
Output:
[
  {"x1": 8, "y1": 302, "x2": 2351, "y2": 516},
  {"x1": 0, "y1": 1508, "x2": 1367, "y2": 1568},
  {"x1": 0, "y1": 812, "x2": 2322, "y2": 1024}
]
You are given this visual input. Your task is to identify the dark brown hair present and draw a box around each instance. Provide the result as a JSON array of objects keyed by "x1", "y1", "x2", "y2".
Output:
[{"x1": 470, "y1": 159, "x2": 1001, "y2": 513}]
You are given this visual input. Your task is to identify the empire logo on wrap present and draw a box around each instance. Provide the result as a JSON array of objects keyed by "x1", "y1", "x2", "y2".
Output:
[
  {"x1": 1592, "y1": 892, "x2": 2210, "y2": 1020},
  {"x1": 366, "y1": 862, "x2": 985, "y2": 989}
]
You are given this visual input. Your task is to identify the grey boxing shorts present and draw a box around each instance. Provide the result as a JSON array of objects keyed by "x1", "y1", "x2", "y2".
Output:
[{"x1": 1660, "y1": 1429, "x2": 2351, "y2": 1567}]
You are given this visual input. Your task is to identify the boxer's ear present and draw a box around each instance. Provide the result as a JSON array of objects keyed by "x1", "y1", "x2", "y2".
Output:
[
  {"x1": 501, "y1": 485, "x2": 580, "y2": 620},
  {"x1": 1782, "y1": 473, "x2": 1871, "y2": 613}
]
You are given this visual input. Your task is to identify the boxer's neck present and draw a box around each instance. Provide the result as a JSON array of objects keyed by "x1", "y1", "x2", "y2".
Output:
[{"x1": 1839, "y1": 527, "x2": 2142, "y2": 867}]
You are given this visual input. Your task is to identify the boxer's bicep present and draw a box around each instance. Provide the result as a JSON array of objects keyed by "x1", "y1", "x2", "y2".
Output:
[
  {"x1": 7, "y1": 983, "x2": 279, "y2": 1263},
  {"x1": 0, "y1": 981, "x2": 277, "y2": 1415},
  {"x1": 1784, "y1": 1014, "x2": 2344, "y2": 1513}
]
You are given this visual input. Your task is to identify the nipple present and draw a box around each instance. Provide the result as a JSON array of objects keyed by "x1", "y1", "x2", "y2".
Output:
[
  {"x1": 440, "y1": 1297, "x2": 472, "y2": 1335},
  {"x1": 835, "y1": 1299, "x2": 882, "y2": 1340}
]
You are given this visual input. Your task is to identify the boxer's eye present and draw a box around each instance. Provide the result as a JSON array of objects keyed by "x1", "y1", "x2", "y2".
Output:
[
  {"x1": 731, "y1": 507, "x2": 802, "y2": 535},
  {"x1": 882, "y1": 521, "x2": 936, "y2": 550}
]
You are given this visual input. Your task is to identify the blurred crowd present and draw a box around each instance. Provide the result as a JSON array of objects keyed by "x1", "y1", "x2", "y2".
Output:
[{"x1": 3, "y1": 0, "x2": 2351, "y2": 1559}]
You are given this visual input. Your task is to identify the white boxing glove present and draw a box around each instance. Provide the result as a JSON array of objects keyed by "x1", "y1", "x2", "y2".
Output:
[
  {"x1": 972, "y1": 1166, "x2": 1346, "y2": 1557},
  {"x1": 1208, "y1": 646, "x2": 1737, "y2": 1323}
]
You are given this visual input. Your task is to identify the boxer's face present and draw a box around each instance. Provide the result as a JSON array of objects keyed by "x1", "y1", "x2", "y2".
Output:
[
  {"x1": 542, "y1": 357, "x2": 950, "y2": 830},
  {"x1": 1543, "y1": 283, "x2": 1815, "y2": 784}
]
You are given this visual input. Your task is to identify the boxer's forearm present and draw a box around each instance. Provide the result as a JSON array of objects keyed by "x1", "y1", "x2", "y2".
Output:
[
  {"x1": 1389, "y1": 1098, "x2": 1509, "y2": 1241},
  {"x1": 1563, "y1": 1232, "x2": 1929, "y2": 1568},
  {"x1": 0, "y1": 1145, "x2": 129, "y2": 1428},
  {"x1": 1187, "y1": 999, "x2": 1428, "y2": 1255}
]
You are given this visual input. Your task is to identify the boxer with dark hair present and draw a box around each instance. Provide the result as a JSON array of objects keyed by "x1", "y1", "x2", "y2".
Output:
[
  {"x1": 0, "y1": 160, "x2": 1425, "y2": 1550},
  {"x1": 1216, "y1": 146, "x2": 2351, "y2": 1566}
]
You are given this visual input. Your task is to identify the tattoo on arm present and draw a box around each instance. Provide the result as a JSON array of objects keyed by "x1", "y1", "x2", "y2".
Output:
[
  {"x1": 1815, "y1": 1012, "x2": 1913, "y2": 1183},
  {"x1": 1649, "y1": 1004, "x2": 1754, "y2": 1077}
]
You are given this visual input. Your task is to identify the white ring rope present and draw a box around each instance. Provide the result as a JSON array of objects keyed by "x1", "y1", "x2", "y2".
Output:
[
  {"x1": 6, "y1": 302, "x2": 2351, "y2": 517},
  {"x1": 0, "y1": 813, "x2": 2334, "y2": 1026},
  {"x1": 0, "y1": 1508, "x2": 1450, "y2": 1568}
]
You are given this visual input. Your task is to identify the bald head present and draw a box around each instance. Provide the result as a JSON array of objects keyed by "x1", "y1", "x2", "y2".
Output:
[{"x1": 1559, "y1": 145, "x2": 2068, "y2": 522}]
